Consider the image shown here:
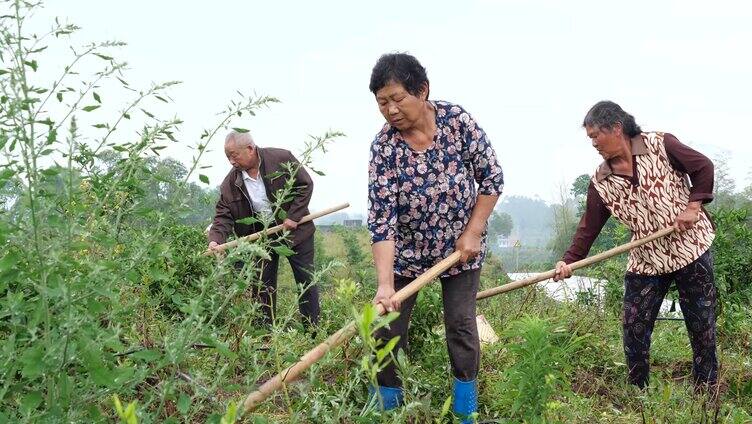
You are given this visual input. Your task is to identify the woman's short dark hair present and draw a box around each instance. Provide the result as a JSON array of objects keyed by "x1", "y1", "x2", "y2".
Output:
[
  {"x1": 583, "y1": 100, "x2": 642, "y2": 137},
  {"x1": 369, "y1": 53, "x2": 429, "y2": 97}
]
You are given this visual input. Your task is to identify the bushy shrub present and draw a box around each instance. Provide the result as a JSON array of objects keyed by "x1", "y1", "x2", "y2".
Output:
[{"x1": 488, "y1": 316, "x2": 586, "y2": 422}]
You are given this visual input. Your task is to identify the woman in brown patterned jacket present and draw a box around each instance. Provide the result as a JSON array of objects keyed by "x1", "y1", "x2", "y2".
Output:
[{"x1": 553, "y1": 100, "x2": 718, "y2": 389}]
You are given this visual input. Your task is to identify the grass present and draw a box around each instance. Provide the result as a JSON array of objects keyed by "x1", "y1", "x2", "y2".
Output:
[{"x1": 243, "y1": 229, "x2": 752, "y2": 423}]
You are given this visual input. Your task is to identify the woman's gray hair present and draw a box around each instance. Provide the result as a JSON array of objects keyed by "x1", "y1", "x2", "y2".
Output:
[
  {"x1": 225, "y1": 130, "x2": 255, "y2": 148},
  {"x1": 583, "y1": 101, "x2": 642, "y2": 137}
]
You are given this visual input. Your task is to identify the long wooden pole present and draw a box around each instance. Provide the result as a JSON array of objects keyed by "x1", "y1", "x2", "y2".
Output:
[
  {"x1": 202, "y1": 202, "x2": 350, "y2": 256},
  {"x1": 242, "y1": 251, "x2": 463, "y2": 412},
  {"x1": 242, "y1": 227, "x2": 675, "y2": 411},
  {"x1": 476, "y1": 227, "x2": 675, "y2": 300}
]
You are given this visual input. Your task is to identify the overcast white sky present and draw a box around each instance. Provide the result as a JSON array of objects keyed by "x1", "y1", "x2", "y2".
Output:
[{"x1": 34, "y1": 1, "x2": 752, "y2": 216}]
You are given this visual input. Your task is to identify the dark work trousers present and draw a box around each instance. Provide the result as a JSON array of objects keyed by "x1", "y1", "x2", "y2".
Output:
[
  {"x1": 252, "y1": 235, "x2": 320, "y2": 329},
  {"x1": 375, "y1": 268, "x2": 481, "y2": 387},
  {"x1": 622, "y1": 249, "x2": 718, "y2": 388}
]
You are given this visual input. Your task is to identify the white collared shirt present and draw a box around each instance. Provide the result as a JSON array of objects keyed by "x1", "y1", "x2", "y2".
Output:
[{"x1": 241, "y1": 170, "x2": 272, "y2": 216}]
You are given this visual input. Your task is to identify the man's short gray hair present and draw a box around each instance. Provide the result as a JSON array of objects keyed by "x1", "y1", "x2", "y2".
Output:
[{"x1": 225, "y1": 130, "x2": 255, "y2": 148}]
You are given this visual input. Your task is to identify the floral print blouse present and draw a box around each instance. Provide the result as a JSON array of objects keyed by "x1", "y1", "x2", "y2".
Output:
[{"x1": 368, "y1": 101, "x2": 504, "y2": 278}]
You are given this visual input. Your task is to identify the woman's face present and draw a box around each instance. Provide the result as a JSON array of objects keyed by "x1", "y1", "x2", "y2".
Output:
[
  {"x1": 375, "y1": 80, "x2": 428, "y2": 131},
  {"x1": 586, "y1": 124, "x2": 624, "y2": 160}
]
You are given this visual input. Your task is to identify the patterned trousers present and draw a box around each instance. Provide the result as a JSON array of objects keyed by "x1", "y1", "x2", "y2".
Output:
[{"x1": 622, "y1": 249, "x2": 718, "y2": 388}]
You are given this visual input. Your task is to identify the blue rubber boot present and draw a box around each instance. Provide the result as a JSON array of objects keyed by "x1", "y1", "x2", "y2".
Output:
[
  {"x1": 452, "y1": 378, "x2": 478, "y2": 423},
  {"x1": 368, "y1": 384, "x2": 403, "y2": 411}
]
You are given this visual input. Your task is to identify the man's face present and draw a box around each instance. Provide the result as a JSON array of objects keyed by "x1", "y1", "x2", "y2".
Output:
[
  {"x1": 586, "y1": 124, "x2": 623, "y2": 160},
  {"x1": 224, "y1": 140, "x2": 258, "y2": 170}
]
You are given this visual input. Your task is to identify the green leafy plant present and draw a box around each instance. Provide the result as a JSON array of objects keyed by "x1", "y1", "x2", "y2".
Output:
[{"x1": 490, "y1": 316, "x2": 587, "y2": 422}]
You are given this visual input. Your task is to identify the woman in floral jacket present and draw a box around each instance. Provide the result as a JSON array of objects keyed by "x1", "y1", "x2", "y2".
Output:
[{"x1": 366, "y1": 53, "x2": 504, "y2": 422}]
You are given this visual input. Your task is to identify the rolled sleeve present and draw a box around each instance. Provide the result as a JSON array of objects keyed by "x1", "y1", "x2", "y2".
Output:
[
  {"x1": 561, "y1": 181, "x2": 611, "y2": 264},
  {"x1": 285, "y1": 151, "x2": 313, "y2": 222},
  {"x1": 367, "y1": 139, "x2": 398, "y2": 243},
  {"x1": 209, "y1": 192, "x2": 234, "y2": 245},
  {"x1": 663, "y1": 133, "x2": 714, "y2": 204},
  {"x1": 461, "y1": 110, "x2": 504, "y2": 195}
]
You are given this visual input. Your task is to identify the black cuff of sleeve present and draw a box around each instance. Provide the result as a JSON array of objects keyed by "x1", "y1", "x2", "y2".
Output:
[{"x1": 689, "y1": 193, "x2": 714, "y2": 204}]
